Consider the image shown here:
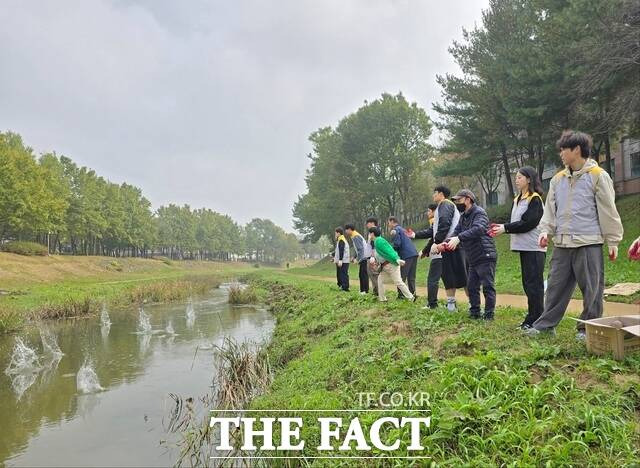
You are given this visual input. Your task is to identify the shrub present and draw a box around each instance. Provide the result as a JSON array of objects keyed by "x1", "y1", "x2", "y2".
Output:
[
  {"x1": 486, "y1": 203, "x2": 512, "y2": 223},
  {"x1": 128, "y1": 275, "x2": 221, "y2": 304},
  {"x1": 1, "y1": 241, "x2": 49, "y2": 256}
]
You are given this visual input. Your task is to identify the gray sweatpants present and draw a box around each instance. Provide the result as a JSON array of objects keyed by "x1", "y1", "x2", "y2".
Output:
[
  {"x1": 367, "y1": 260, "x2": 380, "y2": 296},
  {"x1": 532, "y1": 244, "x2": 604, "y2": 332}
]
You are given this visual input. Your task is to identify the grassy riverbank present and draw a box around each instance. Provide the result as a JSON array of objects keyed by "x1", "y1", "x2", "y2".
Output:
[
  {"x1": 245, "y1": 272, "x2": 640, "y2": 466},
  {"x1": 0, "y1": 253, "x2": 254, "y2": 333},
  {"x1": 288, "y1": 194, "x2": 640, "y2": 304}
]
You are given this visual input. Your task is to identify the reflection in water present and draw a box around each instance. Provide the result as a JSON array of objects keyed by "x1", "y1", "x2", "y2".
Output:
[
  {"x1": 185, "y1": 301, "x2": 195, "y2": 329},
  {"x1": 0, "y1": 288, "x2": 274, "y2": 466},
  {"x1": 100, "y1": 303, "x2": 111, "y2": 327}
]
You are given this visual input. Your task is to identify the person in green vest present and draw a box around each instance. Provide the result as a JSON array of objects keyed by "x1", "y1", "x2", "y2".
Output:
[{"x1": 368, "y1": 227, "x2": 415, "y2": 302}]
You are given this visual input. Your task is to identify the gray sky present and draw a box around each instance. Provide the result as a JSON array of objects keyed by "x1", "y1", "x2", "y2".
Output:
[{"x1": 0, "y1": 0, "x2": 488, "y2": 231}]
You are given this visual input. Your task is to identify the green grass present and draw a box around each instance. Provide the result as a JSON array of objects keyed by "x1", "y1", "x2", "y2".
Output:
[
  {"x1": 244, "y1": 272, "x2": 640, "y2": 466},
  {"x1": 289, "y1": 194, "x2": 640, "y2": 304}
]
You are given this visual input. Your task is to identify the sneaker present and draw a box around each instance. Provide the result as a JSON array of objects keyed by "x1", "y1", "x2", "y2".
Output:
[
  {"x1": 446, "y1": 299, "x2": 457, "y2": 312},
  {"x1": 519, "y1": 323, "x2": 532, "y2": 331},
  {"x1": 359, "y1": 292, "x2": 368, "y2": 295},
  {"x1": 524, "y1": 327, "x2": 556, "y2": 337},
  {"x1": 421, "y1": 305, "x2": 431, "y2": 310},
  {"x1": 576, "y1": 331, "x2": 586, "y2": 341}
]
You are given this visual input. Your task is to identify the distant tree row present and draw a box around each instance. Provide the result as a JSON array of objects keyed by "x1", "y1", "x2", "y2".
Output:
[
  {"x1": 0, "y1": 131, "x2": 318, "y2": 263},
  {"x1": 434, "y1": 0, "x2": 639, "y2": 199}
]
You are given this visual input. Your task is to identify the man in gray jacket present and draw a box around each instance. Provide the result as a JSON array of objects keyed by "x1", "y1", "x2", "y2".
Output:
[
  {"x1": 345, "y1": 223, "x2": 369, "y2": 294},
  {"x1": 526, "y1": 130, "x2": 623, "y2": 339}
]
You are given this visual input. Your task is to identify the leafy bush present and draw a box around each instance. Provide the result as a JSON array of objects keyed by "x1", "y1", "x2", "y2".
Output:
[
  {"x1": 486, "y1": 203, "x2": 512, "y2": 223},
  {"x1": 1, "y1": 241, "x2": 48, "y2": 256}
]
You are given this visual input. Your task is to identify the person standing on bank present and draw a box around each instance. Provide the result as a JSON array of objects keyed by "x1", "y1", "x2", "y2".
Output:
[
  {"x1": 333, "y1": 227, "x2": 350, "y2": 292},
  {"x1": 525, "y1": 130, "x2": 623, "y2": 340},
  {"x1": 387, "y1": 216, "x2": 419, "y2": 298},
  {"x1": 344, "y1": 223, "x2": 369, "y2": 295},
  {"x1": 365, "y1": 217, "x2": 381, "y2": 297},
  {"x1": 446, "y1": 190, "x2": 497, "y2": 320},
  {"x1": 367, "y1": 227, "x2": 414, "y2": 302},
  {"x1": 489, "y1": 167, "x2": 546, "y2": 329},
  {"x1": 414, "y1": 204, "x2": 442, "y2": 309},
  {"x1": 409, "y1": 186, "x2": 467, "y2": 311}
]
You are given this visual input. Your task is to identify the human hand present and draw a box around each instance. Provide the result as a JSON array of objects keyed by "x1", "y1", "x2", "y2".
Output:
[
  {"x1": 430, "y1": 243, "x2": 440, "y2": 255},
  {"x1": 489, "y1": 224, "x2": 505, "y2": 237},
  {"x1": 398, "y1": 259, "x2": 406, "y2": 267},
  {"x1": 446, "y1": 237, "x2": 460, "y2": 250},
  {"x1": 608, "y1": 245, "x2": 618, "y2": 261},
  {"x1": 628, "y1": 238, "x2": 640, "y2": 261},
  {"x1": 338, "y1": 261, "x2": 343, "y2": 267},
  {"x1": 539, "y1": 233, "x2": 548, "y2": 248}
]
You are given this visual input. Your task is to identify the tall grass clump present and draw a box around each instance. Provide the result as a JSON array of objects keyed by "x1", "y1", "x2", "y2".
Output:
[
  {"x1": 36, "y1": 296, "x2": 100, "y2": 320},
  {"x1": 227, "y1": 284, "x2": 258, "y2": 305},
  {"x1": 0, "y1": 304, "x2": 23, "y2": 333},
  {"x1": 128, "y1": 275, "x2": 221, "y2": 304},
  {"x1": 1, "y1": 241, "x2": 49, "y2": 256}
]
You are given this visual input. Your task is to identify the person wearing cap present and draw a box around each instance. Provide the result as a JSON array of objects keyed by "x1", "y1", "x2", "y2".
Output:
[
  {"x1": 367, "y1": 226, "x2": 415, "y2": 302},
  {"x1": 333, "y1": 226, "x2": 350, "y2": 292},
  {"x1": 409, "y1": 185, "x2": 468, "y2": 311},
  {"x1": 446, "y1": 189, "x2": 497, "y2": 320},
  {"x1": 387, "y1": 216, "x2": 419, "y2": 298},
  {"x1": 344, "y1": 223, "x2": 369, "y2": 294},
  {"x1": 489, "y1": 167, "x2": 546, "y2": 329},
  {"x1": 525, "y1": 130, "x2": 623, "y2": 340}
]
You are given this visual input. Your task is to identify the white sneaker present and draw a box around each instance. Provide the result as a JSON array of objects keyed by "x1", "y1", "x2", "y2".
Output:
[
  {"x1": 359, "y1": 292, "x2": 367, "y2": 295},
  {"x1": 446, "y1": 299, "x2": 457, "y2": 312}
]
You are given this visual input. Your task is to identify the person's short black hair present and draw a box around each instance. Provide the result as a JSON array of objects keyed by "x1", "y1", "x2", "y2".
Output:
[
  {"x1": 434, "y1": 185, "x2": 451, "y2": 198},
  {"x1": 368, "y1": 226, "x2": 382, "y2": 237},
  {"x1": 365, "y1": 217, "x2": 378, "y2": 226},
  {"x1": 344, "y1": 223, "x2": 355, "y2": 231},
  {"x1": 335, "y1": 227, "x2": 344, "y2": 235},
  {"x1": 388, "y1": 216, "x2": 399, "y2": 224},
  {"x1": 428, "y1": 203, "x2": 438, "y2": 211},
  {"x1": 556, "y1": 130, "x2": 592, "y2": 158}
]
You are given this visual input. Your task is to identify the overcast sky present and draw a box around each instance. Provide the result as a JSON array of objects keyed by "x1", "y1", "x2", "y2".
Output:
[{"x1": 0, "y1": 0, "x2": 488, "y2": 231}]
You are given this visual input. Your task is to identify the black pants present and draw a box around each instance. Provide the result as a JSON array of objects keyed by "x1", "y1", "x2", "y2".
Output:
[
  {"x1": 427, "y1": 258, "x2": 442, "y2": 308},
  {"x1": 467, "y1": 261, "x2": 496, "y2": 318},
  {"x1": 398, "y1": 255, "x2": 418, "y2": 297},
  {"x1": 358, "y1": 260, "x2": 369, "y2": 293},
  {"x1": 519, "y1": 251, "x2": 545, "y2": 326},
  {"x1": 336, "y1": 263, "x2": 350, "y2": 291}
]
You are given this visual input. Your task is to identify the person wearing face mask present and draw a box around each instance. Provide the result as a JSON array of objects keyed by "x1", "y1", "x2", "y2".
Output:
[
  {"x1": 524, "y1": 130, "x2": 623, "y2": 340},
  {"x1": 446, "y1": 189, "x2": 497, "y2": 320},
  {"x1": 489, "y1": 167, "x2": 545, "y2": 329}
]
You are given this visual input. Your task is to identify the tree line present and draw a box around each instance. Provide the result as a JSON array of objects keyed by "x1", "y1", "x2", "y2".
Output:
[
  {"x1": 0, "y1": 131, "x2": 322, "y2": 263},
  {"x1": 434, "y1": 0, "x2": 639, "y2": 199},
  {"x1": 294, "y1": 0, "x2": 639, "y2": 241}
]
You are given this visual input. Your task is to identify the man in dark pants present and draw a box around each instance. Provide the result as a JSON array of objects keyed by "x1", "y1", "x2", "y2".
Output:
[
  {"x1": 333, "y1": 227, "x2": 350, "y2": 291},
  {"x1": 365, "y1": 217, "x2": 380, "y2": 297},
  {"x1": 446, "y1": 190, "x2": 497, "y2": 320},
  {"x1": 344, "y1": 223, "x2": 369, "y2": 294},
  {"x1": 412, "y1": 204, "x2": 441, "y2": 309},
  {"x1": 387, "y1": 216, "x2": 419, "y2": 298}
]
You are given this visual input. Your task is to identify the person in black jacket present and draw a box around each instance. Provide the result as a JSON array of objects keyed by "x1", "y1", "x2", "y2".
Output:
[
  {"x1": 489, "y1": 167, "x2": 546, "y2": 329},
  {"x1": 410, "y1": 185, "x2": 467, "y2": 311},
  {"x1": 446, "y1": 189, "x2": 497, "y2": 320}
]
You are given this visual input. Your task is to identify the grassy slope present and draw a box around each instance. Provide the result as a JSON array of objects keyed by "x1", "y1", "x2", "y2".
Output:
[
  {"x1": 288, "y1": 194, "x2": 640, "y2": 303},
  {"x1": 248, "y1": 272, "x2": 640, "y2": 466},
  {"x1": 0, "y1": 254, "x2": 254, "y2": 331}
]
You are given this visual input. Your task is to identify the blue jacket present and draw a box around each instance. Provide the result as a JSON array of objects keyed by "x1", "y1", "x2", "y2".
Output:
[{"x1": 390, "y1": 224, "x2": 418, "y2": 260}]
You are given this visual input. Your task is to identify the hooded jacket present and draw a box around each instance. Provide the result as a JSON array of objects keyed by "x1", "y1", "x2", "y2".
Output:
[{"x1": 390, "y1": 224, "x2": 418, "y2": 260}]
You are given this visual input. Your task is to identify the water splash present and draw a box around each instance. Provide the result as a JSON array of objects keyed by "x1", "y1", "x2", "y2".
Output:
[
  {"x1": 39, "y1": 327, "x2": 64, "y2": 359},
  {"x1": 185, "y1": 302, "x2": 195, "y2": 329},
  {"x1": 166, "y1": 320, "x2": 175, "y2": 335},
  {"x1": 76, "y1": 360, "x2": 103, "y2": 394},
  {"x1": 100, "y1": 304, "x2": 111, "y2": 327},
  {"x1": 5, "y1": 338, "x2": 42, "y2": 400},
  {"x1": 137, "y1": 307, "x2": 153, "y2": 334},
  {"x1": 5, "y1": 337, "x2": 40, "y2": 375}
]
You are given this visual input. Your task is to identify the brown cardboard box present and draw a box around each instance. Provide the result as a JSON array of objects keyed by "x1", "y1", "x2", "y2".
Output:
[{"x1": 573, "y1": 315, "x2": 640, "y2": 360}]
